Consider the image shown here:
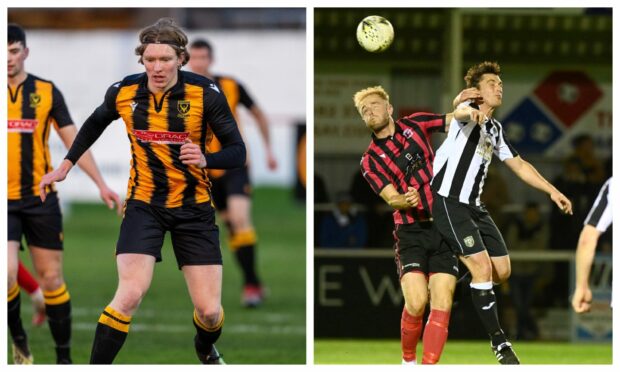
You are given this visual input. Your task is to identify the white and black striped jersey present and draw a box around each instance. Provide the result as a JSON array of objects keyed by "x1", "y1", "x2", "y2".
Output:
[
  {"x1": 584, "y1": 177, "x2": 612, "y2": 232},
  {"x1": 431, "y1": 102, "x2": 519, "y2": 206}
]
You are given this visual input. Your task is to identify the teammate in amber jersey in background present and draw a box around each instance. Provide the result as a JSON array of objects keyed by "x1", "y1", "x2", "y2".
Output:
[
  {"x1": 7, "y1": 23, "x2": 121, "y2": 365},
  {"x1": 17, "y1": 261, "x2": 46, "y2": 327},
  {"x1": 356, "y1": 86, "x2": 460, "y2": 364},
  {"x1": 188, "y1": 39, "x2": 277, "y2": 307},
  {"x1": 40, "y1": 18, "x2": 245, "y2": 364}
]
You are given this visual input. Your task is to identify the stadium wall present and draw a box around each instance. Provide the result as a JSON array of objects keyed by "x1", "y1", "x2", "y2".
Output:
[{"x1": 25, "y1": 30, "x2": 305, "y2": 201}]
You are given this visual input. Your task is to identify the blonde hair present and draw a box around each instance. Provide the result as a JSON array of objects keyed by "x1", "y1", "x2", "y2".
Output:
[{"x1": 353, "y1": 86, "x2": 390, "y2": 113}]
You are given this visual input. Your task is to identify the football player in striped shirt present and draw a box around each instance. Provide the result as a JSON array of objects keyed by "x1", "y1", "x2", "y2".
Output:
[
  {"x1": 356, "y1": 85, "x2": 471, "y2": 364},
  {"x1": 188, "y1": 39, "x2": 276, "y2": 307},
  {"x1": 572, "y1": 177, "x2": 612, "y2": 313},
  {"x1": 8, "y1": 23, "x2": 121, "y2": 365},
  {"x1": 431, "y1": 61, "x2": 573, "y2": 364},
  {"x1": 39, "y1": 18, "x2": 245, "y2": 364}
]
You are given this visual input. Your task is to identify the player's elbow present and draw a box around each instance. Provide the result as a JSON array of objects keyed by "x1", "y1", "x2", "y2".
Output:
[
  {"x1": 234, "y1": 142, "x2": 247, "y2": 167},
  {"x1": 577, "y1": 227, "x2": 599, "y2": 251}
]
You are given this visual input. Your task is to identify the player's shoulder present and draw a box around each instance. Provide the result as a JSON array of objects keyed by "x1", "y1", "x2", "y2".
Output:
[
  {"x1": 27, "y1": 73, "x2": 57, "y2": 90},
  {"x1": 215, "y1": 74, "x2": 242, "y2": 86},
  {"x1": 181, "y1": 71, "x2": 223, "y2": 94},
  {"x1": 115, "y1": 72, "x2": 144, "y2": 88},
  {"x1": 27, "y1": 73, "x2": 52, "y2": 84}
]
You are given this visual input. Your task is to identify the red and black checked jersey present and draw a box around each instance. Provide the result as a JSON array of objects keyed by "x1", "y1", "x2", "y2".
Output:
[{"x1": 360, "y1": 112, "x2": 446, "y2": 225}]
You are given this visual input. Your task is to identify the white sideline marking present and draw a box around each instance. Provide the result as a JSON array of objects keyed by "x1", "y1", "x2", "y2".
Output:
[{"x1": 72, "y1": 322, "x2": 305, "y2": 335}]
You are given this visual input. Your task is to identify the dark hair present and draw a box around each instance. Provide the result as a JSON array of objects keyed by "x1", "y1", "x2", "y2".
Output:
[
  {"x1": 8, "y1": 23, "x2": 26, "y2": 47},
  {"x1": 464, "y1": 61, "x2": 501, "y2": 88},
  {"x1": 190, "y1": 38, "x2": 213, "y2": 57},
  {"x1": 134, "y1": 18, "x2": 189, "y2": 66}
]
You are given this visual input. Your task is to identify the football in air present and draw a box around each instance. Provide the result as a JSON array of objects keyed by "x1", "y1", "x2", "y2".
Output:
[{"x1": 356, "y1": 15, "x2": 394, "y2": 53}]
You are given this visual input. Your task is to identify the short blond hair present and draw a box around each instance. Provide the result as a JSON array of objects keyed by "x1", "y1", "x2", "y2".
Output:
[{"x1": 353, "y1": 86, "x2": 390, "y2": 113}]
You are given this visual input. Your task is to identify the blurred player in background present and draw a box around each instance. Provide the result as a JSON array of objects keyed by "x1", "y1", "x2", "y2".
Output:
[
  {"x1": 188, "y1": 39, "x2": 277, "y2": 307},
  {"x1": 39, "y1": 18, "x2": 245, "y2": 364},
  {"x1": 7, "y1": 23, "x2": 121, "y2": 364},
  {"x1": 572, "y1": 177, "x2": 612, "y2": 313},
  {"x1": 17, "y1": 261, "x2": 46, "y2": 326},
  {"x1": 431, "y1": 61, "x2": 573, "y2": 364},
  {"x1": 355, "y1": 86, "x2": 462, "y2": 364}
]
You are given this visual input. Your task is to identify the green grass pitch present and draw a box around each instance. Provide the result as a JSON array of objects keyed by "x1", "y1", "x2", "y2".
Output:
[
  {"x1": 8, "y1": 187, "x2": 306, "y2": 364},
  {"x1": 314, "y1": 339, "x2": 612, "y2": 364}
]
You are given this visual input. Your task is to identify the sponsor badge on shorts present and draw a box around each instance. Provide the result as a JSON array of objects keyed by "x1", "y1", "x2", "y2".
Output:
[{"x1": 464, "y1": 236, "x2": 475, "y2": 248}]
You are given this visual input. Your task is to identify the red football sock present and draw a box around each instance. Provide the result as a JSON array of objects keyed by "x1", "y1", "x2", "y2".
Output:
[
  {"x1": 401, "y1": 307, "x2": 423, "y2": 362},
  {"x1": 422, "y1": 309, "x2": 450, "y2": 364},
  {"x1": 17, "y1": 261, "x2": 40, "y2": 294}
]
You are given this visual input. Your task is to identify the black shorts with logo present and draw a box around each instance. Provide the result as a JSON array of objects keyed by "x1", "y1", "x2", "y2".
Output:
[
  {"x1": 432, "y1": 192, "x2": 508, "y2": 257},
  {"x1": 210, "y1": 165, "x2": 251, "y2": 211},
  {"x1": 393, "y1": 221, "x2": 459, "y2": 279},
  {"x1": 117, "y1": 200, "x2": 221, "y2": 268},
  {"x1": 8, "y1": 192, "x2": 64, "y2": 250}
]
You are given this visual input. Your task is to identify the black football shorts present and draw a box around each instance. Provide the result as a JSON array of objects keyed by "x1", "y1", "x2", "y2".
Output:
[
  {"x1": 8, "y1": 192, "x2": 64, "y2": 250},
  {"x1": 117, "y1": 200, "x2": 221, "y2": 268},
  {"x1": 432, "y1": 192, "x2": 508, "y2": 258},
  {"x1": 210, "y1": 165, "x2": 251, "y2": 211},
  {"x1": 393, "y1": 221, "x2": 459, "y2": 279}
]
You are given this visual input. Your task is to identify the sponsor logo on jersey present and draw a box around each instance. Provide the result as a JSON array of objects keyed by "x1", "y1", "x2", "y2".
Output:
[
  {"x1": 133, "y1": 130, "x2": 189, "y2": 144},
  {"x1": 8, "y1": 119, "x2": 39, "y2": 133},
  {"x1": 403, "y1": 128, "x2": 413, "y2": 138},
  {"x1": 177, "y1": 100, "x2": 191, "y2": 118},
  {"x1": 29, "y1": 93, "x2": 41, "y2": 108}
]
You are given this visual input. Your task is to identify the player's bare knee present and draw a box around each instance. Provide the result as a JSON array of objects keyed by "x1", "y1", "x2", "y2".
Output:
[
  {"x1": 404, "y1": 294, "x2": 427, "y2": 316},
  {"x1": 38, "y1": 271, "x2": 64, "y2": 291},
  {"x1": 196, "y1": 306, "x2": 221, "y2": 327},
  {"x1": 494, "y1": 268, "x2": 511, "y2": 284},
  {"x1": 8, "y1": 276, "x2": 18, "y2": 290},
  {"x1": 430, "y1": 296, "x2": 453, "y2": 312},
  {"x1": 229, "y1": 215, "x2": 251, "y2": 232}
]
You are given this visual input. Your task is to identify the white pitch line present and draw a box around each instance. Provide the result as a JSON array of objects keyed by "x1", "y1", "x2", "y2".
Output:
[{"x1": 72, "y1": 322, "x2": 305, "y2": 335}]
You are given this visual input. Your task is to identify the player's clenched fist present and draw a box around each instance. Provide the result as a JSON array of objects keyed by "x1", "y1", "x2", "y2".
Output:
[
  {"x1": 179, "y1": 138, "x2": 207, "y2": 168},
  {"x1": 405, "y1": 187, "x2": 419, "y2": 208}
]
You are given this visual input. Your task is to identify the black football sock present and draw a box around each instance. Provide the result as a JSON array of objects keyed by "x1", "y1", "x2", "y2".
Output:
[
  {"x1": 235, "y1": 245, "x2": 260, "y2": 285},
  {"x1": 44, "y1": 284, "x2": 73, "y2": 363},
  {"x1": 193, "y1": 308, "x2": 224, "y2": 360},
  {"x1": 8, "y1": 283, "x2": 29, "y2": 351},
  {"x1": 90, "y1": 306, "x2": 131, "y2": 364},
  {"x1": 470, "y1": 282, "x2": 507, "y2": 346}
]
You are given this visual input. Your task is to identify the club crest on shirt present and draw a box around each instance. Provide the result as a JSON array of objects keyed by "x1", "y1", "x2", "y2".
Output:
[
  {"x1": 464, "y1": 236, "x2": 475, "y2": 248},
  {"x1": 476, "y1": 135, "x2": 494, "y2": 162},
  {"x1": 403, "y1": 128, "x2": 413, "y2": 138},
  {"x1": 177, "y1": 100, "x2": 191, "y2": 118},
  {"x1": 29, "y1": 93, "x2": 41, "y2": 108}
]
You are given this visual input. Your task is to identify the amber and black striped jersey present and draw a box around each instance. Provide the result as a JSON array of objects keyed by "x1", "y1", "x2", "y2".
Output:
[
  {"x1": 8, "y1": 74, "x2": 74, "y2": 200},
  {"x1": 361, "y1": 113, "x2": 446, "y2": 225},
  {"x1": 65, "y1": 70, "x2": 246, "y2": 208},
  {"x1": 207, "y1": 75, "x2": 255, "y2": 178}
]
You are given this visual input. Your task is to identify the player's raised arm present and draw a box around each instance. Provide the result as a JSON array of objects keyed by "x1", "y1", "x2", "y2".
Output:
[
  {"x1": 504, "y1": 156, "x2": 573, "y2": 215},
  {"x1": 452, "y1": 87, "x2": 483, "y2": 108}
]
